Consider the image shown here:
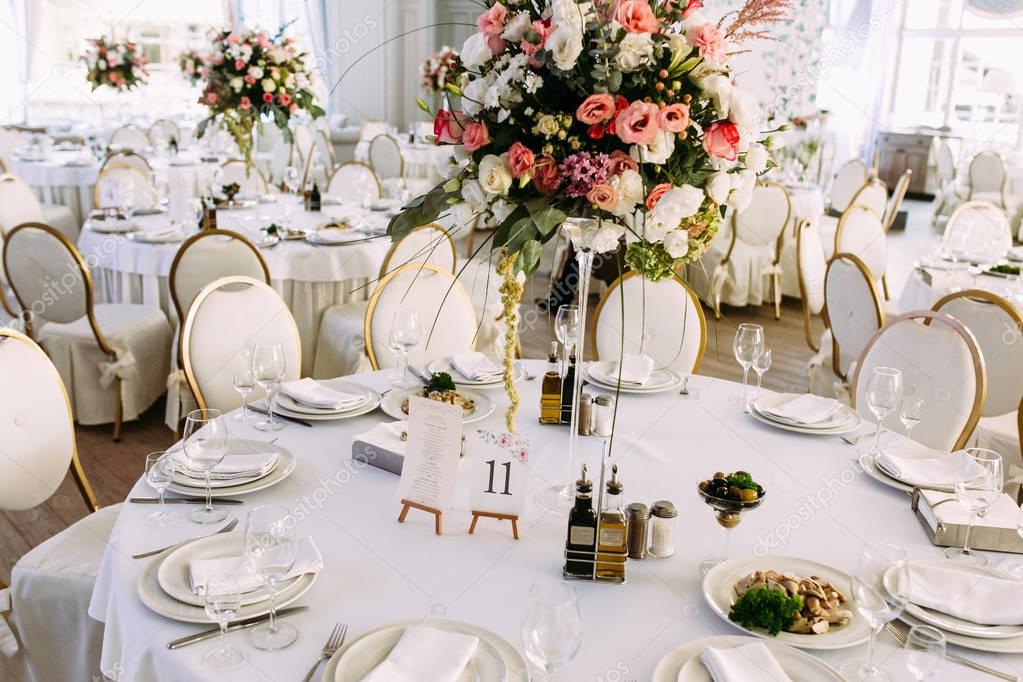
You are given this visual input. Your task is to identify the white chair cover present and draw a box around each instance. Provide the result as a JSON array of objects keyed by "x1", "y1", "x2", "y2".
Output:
[
  {"x1": 834, "y1": 206, "x2": 887, "y2": 284},
  {"x1": 593, "y1": 273, "x2": 705, "y2": 374},
  {"x1": 0, "y1": 174, "x2": 43, "y2": 233},
  {"x1": 95, "y1": 165, "x2": 156, "y2": 209},
  {"x1": 823, "y1": 254, "x2": 884, "y2": 380},
  {"x1": 108, "y1": 124, "x2": 150, "y2": 151},
  {"x1": 368, "y1": 134, "x2": 404, "y2": 179},
  {"x1": 968, "y1": 151, "x2": 1006, "y2": 204},
  {"x1": 943, "y1": 201, "x2": 1012, "y2": 260},
  {"x1": 182, "y1": 276, "x2": 301, "y2": 413},
  {"x1": 797, "y1": 221, "x2": 826, "y2": 317},
  {"x1": 829, "y1": 159, "x2": 868, "y2": 214},
  {"x1": 218, "y1": 160, "x2": 269, "y2": 197},
  {"x1": 853, "y1": 312, "x2": 985, "y2": 451},
  {"x1": 326, "y1": 162, "x2": 381, "y2": 203}
]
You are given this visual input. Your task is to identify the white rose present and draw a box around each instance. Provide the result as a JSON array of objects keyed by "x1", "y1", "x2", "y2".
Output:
[
  {"x1": 502, "y1": 12, "x2": 532, "y2": 41},
  {"x1": 663, "y1": 229, "x2": 690, "y2": 259},
  {"x1": 726, "y1": 170, "x2": 757, "y2": 212},
  {"x1": 98, "y1": 59, "x2": 107, "y2": 70},
  {"x1": 248, "y1": 65, "x2": 264, "y2": 79},
  {"x1": 565, "y1": 219, "x2": 624, "y2": 253},
  {"x1": 437, "y1": 145, "x2": 470, "y2": 179},
  {"x1": 461, "y1": 178, "x2": 486, "y2": 211},
  {"x1": 608, "y1": 169, "x2": 644, "y2": 216},
  {"x1": 700, "y1": 74, "x2": 733, "y2": 118},
  {"x1": 478, "y1": 154, "x2": 512, "y2": 196},
  {"x1": 729, "y1": 90, "x2": 761, "y2": 131},
  {"x1": 745, "y1": 144, "x2": 770, "y2": 173},
  {"x1": 546, "y1": 24, "x2": 583, "y2": 71},
  {"x1": 665, "y1": 33, "x2": 692, "y2": 64},
  {"x1": 552, "y1": 0, "x2": 593, "y2": 31},
  {"x1": 616, "y1": 32, "x2": 654, "y2": 72},
  {"x1": 488, "y1": 198, "x2": 516, "y2": 227},
  {"x1": 705, "y1": 171, "x2": 731, "y2": 205},
  {"x1": 592, "y1": 223, "x2": 625, "y2": 253},
  {"x1": 230, "y1": 76, "x2": 244, "y2": 92},
  {"x1": 643, "y1": 211, "x2": 676, "y2": 243},
  {"x1": 655, "y1": 184, "x2": 704, "y2": 221},
  {"x1": 629, "y1": 130, "x2": 675, "y2": 165},
  {"x1": 461, "y1": 32, "x2": 493, "y2": 69},
  {"x1": 261, "y1": 78, "x2": 276, "y2": 93},
  {"x1": 461, "y1": 77, "x2": 489, "y2": 118}
]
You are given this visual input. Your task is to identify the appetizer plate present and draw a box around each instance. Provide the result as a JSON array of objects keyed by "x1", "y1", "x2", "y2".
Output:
[
  {"x1": 427, "y1": 357, "x2": 523, "y2": 387},
  {"x1": 652, "y1": 635, "x2": 844, "y2": 682},
  {"x1": 749, "y1": 396, "x2": 862, "y2": 436},
  {"x1": 166, "y1": 438, "x2": 285, "y2": 489},
  {"x1": 379, "y1": 387, "x2": 496, "y2": 424},
  {"x1": 899, "y1": 609, "x2": 1023, "y2": 654},
  {"x1": 166, "y1": 441, "x2": 295, "y2": 497},
  {"x1": 585, "y1": 362, "x2": 683, "y2": 394},
  {"x1": 703, "y1": 556, "x2": 871, "y2": 650},
  {"x1": 322, "y1": 619, "x2": 526, "y2": 682},
  {"x1": 273, "y1": 380, "x2": 381, "y2": 420},
  {"x1": 886, "y1": 559, "x2": 1023, "y2": 640}
]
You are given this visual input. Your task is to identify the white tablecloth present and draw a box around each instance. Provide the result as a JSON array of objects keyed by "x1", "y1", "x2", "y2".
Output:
[
  {"x1": 88, "y1": 364, "x2": 1023, "y2": 681},
  {"x1": 898, "y1": 268, "x2": 1023, "y2": 313},
  {"x1": 778, "y1": 185, "x2": 827, "y2": 299}
]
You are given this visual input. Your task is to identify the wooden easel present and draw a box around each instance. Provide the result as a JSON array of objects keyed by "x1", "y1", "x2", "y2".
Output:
[
  {"x1": 398, "y1": 499, "x2": 443, "y2": 535},
  {"x1": 468, "y1": 510, "x2": 519, "y2": 539}
]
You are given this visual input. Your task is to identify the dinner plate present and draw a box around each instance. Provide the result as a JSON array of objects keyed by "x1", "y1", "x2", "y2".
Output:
[
  {"x1": 166, "y1": 440, "x2": 295, "y2": 497},
  {"x1": 167, "y1": 438, "x2": 285, "y2": 489},
  {"x1": 322, "y1": 619, "x2": 526, "y2": 682},
  {"x1": 586, "y1": 360, "x2": 679, "y2": 392},
  {"x1": 703, "y1": 555, "x2": 870, "y2": 650},
  {"x1": 157, "y1": 533, "x2": 302, "y2": 607},
  {"x1": 748, "y1": 397, "x2": 862, "y2": 436},
  {"x1": 870, "y1": 445, "x2": 956, "y2": 492},
  {"x1": 379, "y1": 387, "x2": 496, "y2": 424},
  {"x1": 750, "y1": 394, "x2": 853, "y2": 430},
  {"x1": 899, "y1": 609, "x2": 1023, "y2": 653},
  {"x1": 252, "y1": 233, "x2": 280, "y2": 248},
  {"x1": 275, "y1": 380, "x2": 380, "y2": 416},
  {"x1": 427, "y1": 357, "x2": 523, "y2": 387},
  {"x1": 859, "y1": 452, "x2": 916, "y2": 494},
  {"x1": 652, "y1": 635, "x2": 845, "y2": 681},
  {"x1": 137, "y1": 542, "x2": 315, "y2": 624},
  {"x1": 885, "y1": 559, "x2": 1023, "y2": 640},
  {"x1": 87, "y1": 219, "x2": 139, "y2": 234}
]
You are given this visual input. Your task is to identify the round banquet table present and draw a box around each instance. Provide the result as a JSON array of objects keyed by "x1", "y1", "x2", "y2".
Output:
[
  {"x1": 898, "y1": 267, "x2": 1023, "y2": 313},
  {"x1": 778, "y1": 184, "x2": 826, "y2": 299},
  {"x1": 354, "y1": 137, "x2": 443, "y2": 184},
  {"x1": 88, "y1": 363, "x2": 1023, "y2": 681}
]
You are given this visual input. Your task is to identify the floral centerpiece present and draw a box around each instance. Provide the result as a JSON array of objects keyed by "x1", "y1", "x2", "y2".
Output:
[
  {"x1": 390, "y1": 0, "x2": 789, "y2": 429},
  {"x1": 420, "y1": 46, "x2": 461, "y2": 94},
  {"x1": 196, "y1": 26, "x2": 324, "y2": 164},
  {"x1": 81, "y1": 37, "x2": 149, "y2": 91},
  {"x1": 178, "y1": 49, "x2": 205, "y2": 86}
]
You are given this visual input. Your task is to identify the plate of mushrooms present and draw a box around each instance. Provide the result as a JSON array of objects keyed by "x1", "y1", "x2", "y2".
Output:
[{"x1": 702, "y1": 556, "x2": 871, "y2": 650}]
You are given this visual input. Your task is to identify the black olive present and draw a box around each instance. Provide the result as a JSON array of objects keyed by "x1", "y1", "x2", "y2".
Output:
[
  {"x1": 756, "y1": 485, "x2": 764, "y2": 496},
  {"x1": 711, "y1": 477, "x2": 728, "y2": 488},
  {"x1": 713, "y1": 486, "x2": 729, "y2": 499}
]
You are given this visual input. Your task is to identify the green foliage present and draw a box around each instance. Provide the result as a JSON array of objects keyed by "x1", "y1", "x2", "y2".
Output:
[
  {"x1": 624, "y1": 241, "x2": 676, "y2": 282},
  {"x1": 729, "y1": 588, "x2": 803, "y2": 636},
  {"x1": 426, "y1": 371, "x2": 456, "y2": 393},
  {"x1": 725, "y1": 472, "x2": 759, "y2": 490}
]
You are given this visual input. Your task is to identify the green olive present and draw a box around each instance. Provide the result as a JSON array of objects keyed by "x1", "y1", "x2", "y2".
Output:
[{"x1": 740, "y1": 488, "x2": 758, "y2": 502}]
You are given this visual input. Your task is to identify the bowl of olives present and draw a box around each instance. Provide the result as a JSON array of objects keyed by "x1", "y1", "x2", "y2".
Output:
[{"x1": 697, "y1": 471, "x2": 766, "y2": 529}]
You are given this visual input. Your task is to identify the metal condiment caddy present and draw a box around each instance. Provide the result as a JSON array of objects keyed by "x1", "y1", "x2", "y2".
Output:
[{"x1": 562, "y1": 448, "x2": 628, "y2": 584}]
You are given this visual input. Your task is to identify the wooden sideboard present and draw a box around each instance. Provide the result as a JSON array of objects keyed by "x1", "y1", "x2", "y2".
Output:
[{"x1": 874, "y1": 129, "x2": 936, "y2": 198}]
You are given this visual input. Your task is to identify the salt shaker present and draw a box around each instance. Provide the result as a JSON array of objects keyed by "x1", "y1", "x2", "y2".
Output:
[
  {"x1": 649, "y1": 500, "x2": 677, "y2": 558},
  {"x1": 578, "y1": 393, "x2": 593, "y2": 436},
  {"x1": 592, "y1": 394, "x2": 615, "y2": 437}
]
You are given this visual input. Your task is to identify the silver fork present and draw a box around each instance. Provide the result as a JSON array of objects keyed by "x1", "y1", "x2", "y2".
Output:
[
  {"x1": 301, "y1": 622, "x2": 348, "y2": 682},
  {"x1": 885, "y1": 622, "x2": 1018, "y2": 680},
  {"x1": 132, "y1": 518, "x2": 239, "y2": 560}
]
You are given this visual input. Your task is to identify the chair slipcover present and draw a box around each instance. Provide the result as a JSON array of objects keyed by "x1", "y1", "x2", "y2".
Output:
[
  {"x1": 218, "y1": 160, "x2": 269, "y2": 197},
  {"x1": 968, "y1": 151, "x2": 1007, "y2": 207},
  {"x1": 327, "y1": 162, "x2": 381, "y2": 203},
  {"x1": 0, "y1": 174, "x2": 43, "y2": 234},
  {"x1": 368, "y1": 134, "x2": 404, "y2": 179},
  {"x1": 833, "y1": 206, "x2": 888, "y2": 289},
  {"x1": 829, "y1": 159, "x2": 868, "y2": 214}
]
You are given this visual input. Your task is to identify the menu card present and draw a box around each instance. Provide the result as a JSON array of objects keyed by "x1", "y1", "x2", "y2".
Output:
[{"x1": 397, "y1": 396, "x2": 463, "y2": 509}]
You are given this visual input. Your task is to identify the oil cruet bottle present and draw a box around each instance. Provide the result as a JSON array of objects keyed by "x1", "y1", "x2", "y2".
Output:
[
  {"x1": 595, "y1": 465, "x2": 627, "y2": 582},
  {"x1": 539, "y1": 341, "x2": 562, "y2": 425},
  {"x1": 564, "y1": 464, "x2": 597, "y2": 578}
]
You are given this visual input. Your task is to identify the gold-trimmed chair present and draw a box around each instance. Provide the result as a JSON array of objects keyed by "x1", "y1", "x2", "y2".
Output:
[
  {"x1": 967, "y1": 151, "x2": 1010, "y2": 209},
  {"x1": 94, "y1": 154, "x2": 156, "y2": 209},
  {"x1": 107, "y1": 123, "x2": 151, "y2": 151},
  {"x1": 2, "y1": 222, "x2": 172, "y2": 438},
  {"x1": 0, "y1": 173, "x2": 78, "y2": 241},
  {"x1": 833, "y1": 205, "x2": 891, "y2": 300},
  {"x1": 820, "y1": 178, "x2": 888, "y2": 260},
  {"x1": 219, "y1": 159, "x2": 270, "y2": 197},
  {"x1": 827, "y1": 158, "x2": 868, "y2": 216},
  {"x1": 368, "y1": 133, "x2": 405, "y2": 182},
  {"x1": 148, "y1": 118, "x2": 181, "y2": 145},
  {"x1": 326, "y1": 161, "x2": 382, "y2": 203},
  {"x1": 794, "y1": 218, "x2": 826, "y2": 353},
  {"x1": 932, "y1": 141, "x2": 965, "y2": 226},
  {"x1": 883, "y1": 169, "x2": 912, "y2": 232},
  {"x1": 942, "y1": 200, "x2": 1012, "y2": 263}
]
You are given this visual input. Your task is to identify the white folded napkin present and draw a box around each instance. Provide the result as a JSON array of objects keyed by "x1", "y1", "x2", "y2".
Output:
[
  {"x1": 919, "y1": 489, "x2": 1020, "y2": 528},
  {"x1": 280, "y1": 378, "x2": 366, "y2": 410},
  {"x1": 905, "y1": 561, "x2": 1023, "y2": 626},
  {"x1": 611, "y1": 354, "x2": 655, "y2": 385},
  {"x1": 760, "y1": 394, "x2": 841, "y2": 425},
  {"x1": 362, "y1": 625, "x2": 478, "y2": 682},
  {"x1": 314, "y1": 227, "x2": 360, "y2": 243},
  {"x1": 171, "y1": 446, "x2": 278, "y2": 481},
  {"x1": 450, "y1": 352, "x2": 502, "y2": 381},
  {"x1": 696, "y1": 643, "x2": 792, "y2": 682},
  {"x1": 354, "y1": 421, "x2": 408, "y2": 454},
  {"x1": 876, "y1": 447, "x2": 981, "y2": 487},
  {"x1": 188, "y1": 537, "x2": 323, "y2": 596}
]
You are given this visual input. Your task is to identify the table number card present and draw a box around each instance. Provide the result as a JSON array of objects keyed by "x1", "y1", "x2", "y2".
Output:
[
  {"x1": 468, "y1": 430, "x2": 528, "y2": 517},
  {"x1": 397, "y1": 396, "x2": 463, "y2": 510}
]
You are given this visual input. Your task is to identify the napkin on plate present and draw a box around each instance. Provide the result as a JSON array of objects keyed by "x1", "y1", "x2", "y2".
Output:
[
  {"x1": 904, "y1": 561, "x2": 1023, "y2": 626},
  {"x1": 451, "y1": 352, "x2": 502, "y2": 382},
  {"x1": 697, "y1": 643, "x2": 792, "y2": 682},
  {"x1": 362, "y1": 625, "x2": 478, "y2": 682},
  {"x1": 760, "y1": 394, "x2": 841, "y2": 425},
  {"x1": 611, "y1": 354, "x2": 655, "y2": 385},
  {"x1": 876, "y1": 447, "x2": 981, "y2": 486},
  {"x1": 280, "y1": 378, "x2": 366, "y2": 410},
  {"x1": 188, "y1": 537, "x2": 323, "y2": 596},
  {"x1": 170, "y1": 445, "x2": 278, "y2": 481}
]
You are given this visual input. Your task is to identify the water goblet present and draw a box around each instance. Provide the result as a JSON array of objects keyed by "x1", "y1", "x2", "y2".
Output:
[
  {"x1": 864, "y1": 367, "x2": 903, "y2": 456},
  {"x1": 387, "y1": 310, "x2": 422, "y2": 387},
  {"x1": 733, "y1": 323, "x2": 764, "y2": 407},
  {"x1": 752, "y1": 348, "x2": 772, "y2": 401},
  {"x1": 945, "y1": 448, "x2": 1003, "y2": 565},
  {"x1": 182, "y1": 408, "x2": 229, "y2": 524},
  {"x1": 521, "y1": 580, "x2": 582, "y2": 680},
  {"x1": 905, "y1": 625, "x2": 945, "y2": 681},
  {"x1": 233, "y1": 367, "x2": 254, "y2": 422},
  {"x1": 244, "y1": 505, "x2": 299, "y2": 650},
  {"x1": 144, "y1": 452, "x2": 178, "y2": 527},
  {"x1": 899, "y1": 396, "x2": 924, "y2": 442},
  {"x1": 203, "y1": 576, "x2": 245, "y2": 671},
  {"x1": 251, "y1": 343, "x2": 286, "y2": 431}
]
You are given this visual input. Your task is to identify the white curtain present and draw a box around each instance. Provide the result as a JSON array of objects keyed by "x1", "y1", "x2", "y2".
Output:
[{"x1": 2, "y1": 0, "x2": 36, "y2": 123}]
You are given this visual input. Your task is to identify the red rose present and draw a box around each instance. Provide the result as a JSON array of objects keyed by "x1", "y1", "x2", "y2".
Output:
[
  {"x1": 507, "y1": 141, "x2": 535, "y2": 178},
  {"x1": 531, "y1": 154, "x2": 562, "y2": 196},
  {"x1": 262, "y1": 92, "x2": 274, "y2": 103},
  {"x1": 433, "y1": 109, "x2": 466, "y2": 144},
  {"x1": 703, "y1": 120, "x2": 741, "y2": 161},
  {"x1": 462, "y1": 121, "x2": 490, "y2": 152},
  {"x1": 615, "y1": 95, "x2": 629, "y2": 112},
  {"x1": 587, "y1": 124, "x2": 605, "y2": 140}
]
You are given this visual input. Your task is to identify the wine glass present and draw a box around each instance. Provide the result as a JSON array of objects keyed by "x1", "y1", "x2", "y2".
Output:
[
  {"x1": 733, "y1": 323, "x2": 764, "y2": 407},
  {"x1": 905, "y1": 625, "x2": 945, "y2": 681},
  {"x1": 945, "y1": 448, "x2": 1003, "y2": 565},
  {"x1": 864, "y1": 367, "x2": 903, "y2": 456},
  {"x1": 182, "y1": 408, "x2": 229, "y2": 524},
  {"x1": 283, "y1": 166, "x2": 301, "y2": 195},
  {"x1": 521, "y1": 579, "x2": 582, "y2": 680},
  {"x1": 840, "y1": 542, "x2": 909, "y2": 682},
  {"x1": 752, "y1": 348, "x2": 772, "y2": 401},
  {"x1": 387, "y1": 310, "x2": 422, "y2": 387},
  {"x1": 251, "y1": 343, "x2": 286, "y2": 431},
  {"x1": 554, "y1": 304, "x2": 580, "y2": 372},
  {"x1": 144, "y1": 452, "x2": 178, "y2": 527},
  {"x1": 899, "y1": 396, "x2": 925, "y2": 442},
  {"x1": 244, "y1": 505, "x2": 298, "y2": 650},
  {"x1": 233, "y1": 367, "x2": 254, "y2": 422},
  {"x1": 203, "y1": 576, "x2": 245, "y2": 671}
]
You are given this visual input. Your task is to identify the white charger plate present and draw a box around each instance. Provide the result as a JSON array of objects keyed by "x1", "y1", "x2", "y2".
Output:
[
  {"x1": 586, "y1": 360, "x2": 679, "y2": 391},
  {"x1": 703, "y1": 555, "x2": 870, "y2": 650},
  {"x1": 899, "y1": 609, "x2": 1023, "y2": 654},
  {"x1": 652, "y1": 635, "x2": 844, "y2": 681},
  {"x1": 167, "y1": 440, "x2": 295, "y2": 497},
  {"x1": 749, "y1": 396, "x2": 862, "y2": 436},
  {"x1": 275, "y1": 380, "x2": 380, "y2": 418},
  {"x1": 167, "y1": 438, "x2": 285, "y2": 489},
  {"x1": 379, "y1": 387, "x2": 496, "y2": 424},
  {"x1": 870, "y1": 445, "x2": 956, "y2": 493},
  {"x1": 885, "y1": 559, "x2": 1023, "y2": 640},
  {"x1": 427, "y1": 357, "x2": 523, "y2": 387},
  {"x1": 859, "y1": 452, "x2": 916, "y2": 494},
  {"x1": 322, "y1": 619, "x2": 526, "y2": 682}
]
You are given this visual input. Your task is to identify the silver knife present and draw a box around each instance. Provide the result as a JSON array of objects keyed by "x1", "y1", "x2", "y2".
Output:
[
  {"x1": 167, "y1": 606, "x2": 308, "y2": 649},
  {"x1": 248, "y1": 404, "x2": 313, "y2": 427},
  {"x1": 130, "y1": 497, "x2": 244, "y2": 505}
]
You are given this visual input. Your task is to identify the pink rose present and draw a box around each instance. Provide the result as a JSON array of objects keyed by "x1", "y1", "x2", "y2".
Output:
[
  {"x1": 658, "y1": 103, "x2": 691, "y2": 133},
  {"x1": 476, "y1": 2, "x2": 509, "y2": 37},
  {"x1": 507, "y1": 141, "x2": 535, "y2": 178},
  {"x1": 576, "y1": 93, "x2": 616, "y2": 125},
  {"x1": 240, "y1": 96, "x2": 251, "y2": 110},
  {"x1": 234, "y1": 59, "x2": 246, "y2": 71},
  {"x1": 687, "y1": 22, "x2": 725, "y2": 64},
  {"x1": 520, "y1": 19, "x2": 550, "y2": 56},
  {"x1": 277, "y1": 92, "x2": 292, "y2": 106},
  {"x1": 608, "y1": 150, "x2": 638, "y2": 175},
  {"x1": 703, "y1": 120, "x2": 740, "y2": 161},
  {"x1": 288, "y1": 103, "x2": 298, "y2": 113},
  {"x1": 244, "y1": 74, "x2": 256, "y2": 85},
  {"x1": 487, "y1": 34, "x2": 507, "y2": 56},
  {"x1": 617, "y1": 0, "x2": 660, "y2": 33},
  {"x1": 205, "y1": 91, "x2": 218, "y2": 104},
  {"x1": 531, "y1": 154, "x2": 562, "y2": 196},
  {"x1": 587, "y1": 183, "x2": 618, "y2": 212},
  {"x1": 462, "y1": 121, "x2": 490, "y2": 152},
  {"x1": 433, "y1": 109, "x2": 466, "y2": 144},
  {"x1": 615, "y1": 101, "x2": 661, "y2": 145},
  {"x1": 645, "y1": 183, "x2": 672, "y2": 210},
  {"x1": 226, "y1": 33, "x2": 239, "y2": 44}
]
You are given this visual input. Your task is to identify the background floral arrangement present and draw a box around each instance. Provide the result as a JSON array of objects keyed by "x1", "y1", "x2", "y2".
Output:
[
  {"x1": 420, "y1": 46, "x2": 460, "y2": 94},
  {"x1": 178, "y1": 49, "x2": 205, "y2": 86},
  {"x1": 196, "y1": 25, "x2": 324, "y2": 163},
  {"x1": 81, "y1": 37, "x2": 149, "y2": 91}
]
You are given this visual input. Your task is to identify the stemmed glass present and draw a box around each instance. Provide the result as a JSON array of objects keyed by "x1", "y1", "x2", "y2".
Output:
[
  {"x1": 251, "y1": 343, "x2": 286, "y2": 431},
  {"x1": 244, "y1": 505, "x2": 298, "y2": 650},
  {"x1": 864, "y1": 367, "x2": 903, "y2": 456},
  {"x1": 203, "y1": 576, "x2": 245, "y2": 671},
  {"x1": 233, "y1": 367, "x2": 254, "y2": 422},
  {"x1": 387, "y1": 310, "x2": 422, "y2": 387},
  {"x1": 905, "y1": 625, "x2": 945, "y2": 681},
  {"x1": 752, "y1": 348, "x2": 772, "y2": 401},
  {"x1": 697, "y1": 482, "x2": 766, "y2": 575},
  {"x1": 554, "y1": 304, "x2": 580, "y2": 373},
  {"x1": 283, "y1": 166, "x2": 301, "y2": 195},
  {"x1": 733, "y1": 323, "x2": 764, "y2": 407},
  {"x1": 945, "y1": 448, "x2": 1003, "y2": 565},
  {"x1": 144, "y1": 452, "x2": 178, "y2": 527},
  {"x1": 899, "y1": 396, "x2": 925, "y2": 442},
  {"x1": 521, "y1": 580, "x2": 582, "y2": 680},
  {"x1": 840, "y1": 542, "x2": 909, "y2": 682},
  {"x1": 182, "y1": 409, "x2": 229, "y2": 524}
]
